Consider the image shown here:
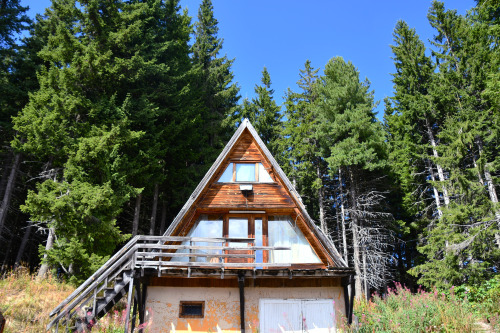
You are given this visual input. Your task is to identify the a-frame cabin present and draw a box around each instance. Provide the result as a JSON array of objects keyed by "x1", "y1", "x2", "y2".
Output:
[{"x1": 47, "y1": 119, "x2": 354, "y2": 333}]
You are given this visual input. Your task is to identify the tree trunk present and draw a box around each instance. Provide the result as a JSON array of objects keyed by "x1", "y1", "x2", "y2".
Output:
[
  {"x1": 1, "y1": 238, "x2": 13, "y2": 273},
  {"x1": 14, "y1": 223, "x2": 33, "y2": 268},
  {"x1": 425, "y1": 159, "x2": 443, "y2": 218},
  {"x1": 149, "y1": 184, "x2": 159, "y2": 235},
  {"x1": 37, "y1": 227, "x2": 55, "y2": 279},
  {"x1": 470, "y1": 145, "x2": 484, "y2": 186},
  {"x1": 348, "y1": 168, "x2": 363, "y2": 299},
  {"x1": 476, "y1": 138, "x2": 500, "y2": 247},
  {"x1": 132, "y1": 193, "x2": 142, "y2": 236},
  {"x1": 339, "y1": 168, "x2": 348, "y2": 263},
  {"x1": 0, "y1": 153, "x2": 21, "y2": 236},
  {"x1": 317, "y1": 165, "x2": 327, "y2": 233},
  {"x1": 159, "y1": 200, "x2": 167, "y2": 235},
  {"x1": 0, "y1": 153, "x2": 12, "y2": 199},
  {"x1": 425, "y1": 117, "x2": 450, "y2": 206},
  {"x1": 362, "y1": 249, "x2": 369, "y2": 301}
]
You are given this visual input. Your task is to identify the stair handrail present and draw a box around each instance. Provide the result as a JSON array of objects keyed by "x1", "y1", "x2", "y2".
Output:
[
  {"x1": 48, "y1": 235, "x2": 249, "y2": 318},
  {"x1": 47, "y1": 236, "x2": 142, "y2": 332},
  {"x1": 46, "y1": 235, "x2": 281, "y2": 331}
]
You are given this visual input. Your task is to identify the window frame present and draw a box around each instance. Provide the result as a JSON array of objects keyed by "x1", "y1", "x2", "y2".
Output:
[
  {"x1": 179, "y1": 301, "x2": 205, "y2": 318},
  {"x1": 217, "y1": 161, "x2": 275, "y2": 183}
]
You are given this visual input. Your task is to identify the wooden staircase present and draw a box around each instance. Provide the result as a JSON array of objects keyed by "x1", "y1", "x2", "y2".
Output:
[{"x1": 46, "y1": 235, "x2": 290, "y2": 332}]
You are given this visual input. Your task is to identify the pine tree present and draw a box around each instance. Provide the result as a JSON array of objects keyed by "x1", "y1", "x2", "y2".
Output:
[
  {"x1": 11, "y1": 0, "x2": 168, "y2": 282},
  {"x1": 238, "y1": 67, "x2": 283, "y2": 159},
  {"x1": 0, "y1": 0, "x2": 34, "y2": 253},
  {"x1": 384, "y1": 20, "x2": 444, "y2": 286},
  {"x1": 407, "y1": 1, "x2": 500, "y2": 288},
  {"x1": 192, "y1": 0, "x2": 239, "y2": 160},
  {"x1": 315, "y1": 57, "x2": 392, "y2": 298},
  {"x1": 282, "y1": 61, "x2": 333, "y2": 232}
]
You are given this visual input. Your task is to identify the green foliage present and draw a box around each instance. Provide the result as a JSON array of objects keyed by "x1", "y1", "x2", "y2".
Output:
[
  {"x1": 353, "y1": 283, "x2": 479, "y2": 332},
  {"x1": 316, "y1": 57, "x2": 386, "y2": 173},
  {"x1": 282, "y1": 60, "x2": 323, "y2": 220},
  {"x1": 237, "y1": 67, "x2": 283, "y2": 158},
  {"x1": 452, "y1": 275, "x2": 500, "y2": 326},
  {"x1": 405, "y1": 1, "x2": 500, "y2": 289},
  {"x1": 191, "y1": 0, "x2": 239, "y2": 179}
]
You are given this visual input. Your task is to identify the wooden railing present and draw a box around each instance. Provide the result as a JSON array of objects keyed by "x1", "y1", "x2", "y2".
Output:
[{"x1": 47, "y1": 235, "x2": 290, "y2": 331}]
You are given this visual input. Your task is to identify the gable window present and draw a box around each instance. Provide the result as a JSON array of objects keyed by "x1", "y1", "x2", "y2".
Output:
[
  {"x1": 218, "y1": 162, "x2": 273, "y2": 183},
  {"x1": 268, "y1": 216, "x2": 321, "y2": 264},
  {"x1": 179, "y1": 301, "x2": 204, "y2": 318}
]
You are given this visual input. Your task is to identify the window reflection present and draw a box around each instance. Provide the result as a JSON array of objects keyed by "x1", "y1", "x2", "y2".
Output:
[
  {"x1": 177, "y1": 215, "x2": 223, "y2": 262},
  {"x1": 268, "y1": 216, "x2": 320, "y2": 263},
  {"x1": 235, "y1": 164, "x2": 255, "y2": 182}
]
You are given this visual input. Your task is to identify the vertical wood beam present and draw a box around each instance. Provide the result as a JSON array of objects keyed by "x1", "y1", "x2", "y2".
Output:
[
  {"x1": 123, "y1": 275, "x2": 135, "y2": 333},
  {"x1": 139, "y1": 281, "x2": 148, "y2": 332},
  {"x1": 131, "y1": 282, "x2": 140, "y2": 332},
  {"x1": 238, "y1": 272, "x2": 245, "y2": 333},
  {"x1": 349, "y1": 275, "x2": 355, "y2": 325}
]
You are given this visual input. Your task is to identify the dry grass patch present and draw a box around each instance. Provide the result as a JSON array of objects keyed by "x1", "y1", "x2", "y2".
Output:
[{"x1": 0, "y1": 268, "x2": 74, "y2": 333}]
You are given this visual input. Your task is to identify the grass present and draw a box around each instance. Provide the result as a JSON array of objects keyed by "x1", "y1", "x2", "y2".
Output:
[
  {"x1": 0, "y1": 268, "x2": 152, "y2": 333},
  {"x1": 0, "y1": 267, "x2": 74, "y2": 333}
]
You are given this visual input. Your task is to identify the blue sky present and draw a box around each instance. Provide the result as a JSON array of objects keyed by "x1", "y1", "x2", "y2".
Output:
[{"x1": 22, "y1": 0, "x2": 475, "y2": 118}]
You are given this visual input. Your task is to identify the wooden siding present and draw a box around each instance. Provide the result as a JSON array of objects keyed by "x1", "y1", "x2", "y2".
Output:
[{"x1": 198, "y1": 183, "x2": 294, "y2": 208}]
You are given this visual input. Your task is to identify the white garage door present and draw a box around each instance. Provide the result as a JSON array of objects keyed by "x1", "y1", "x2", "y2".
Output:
[{"x1": 259, "y1": 299, "x2": 336, "y2": 333}]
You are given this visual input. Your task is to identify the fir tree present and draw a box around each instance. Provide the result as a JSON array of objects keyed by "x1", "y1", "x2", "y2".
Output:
[
  {"x1": 192, "y1": 0, "x2": 239, "y2": 159},
  {"x1": 408, "y1": 1, "x2": 500, "y2": 288},
  {"x1": 238, "y1": 67, "x2": 282, "y2": 159},
  {"x1": 282, "y1": 61, "x2": 333, "y2": 232},
  {"x1": 315, "y1": 57, "x2": 392, "y2": 298}
]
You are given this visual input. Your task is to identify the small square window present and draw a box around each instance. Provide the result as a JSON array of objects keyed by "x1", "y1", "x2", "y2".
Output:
[{"x1": 179, "y1": 301, "x2": 205, "y2": 318}]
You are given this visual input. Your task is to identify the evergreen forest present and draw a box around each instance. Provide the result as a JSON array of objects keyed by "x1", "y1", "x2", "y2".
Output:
[{"x1": 0, "y1": 0, "x2": 499, "y2": 301}]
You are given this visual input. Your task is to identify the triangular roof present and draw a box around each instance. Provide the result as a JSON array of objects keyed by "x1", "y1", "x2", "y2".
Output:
[{"x1": 163, "y1": 119, "x2": 347, "y2": 268}]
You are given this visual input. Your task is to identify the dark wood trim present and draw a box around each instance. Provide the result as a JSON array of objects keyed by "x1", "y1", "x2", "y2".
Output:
[
  {"x1": 140, "y1": 281, "x2": 148, "y2": 331},
  {"x1": 131, "y1": 282, "x2": 139, "y2": 332},
  {"x1": 349, "y1": 275, "x2": 355, "y2": 324},
  {"x1": 238, "y1": 273, "x2": 246, "y2": 333}
]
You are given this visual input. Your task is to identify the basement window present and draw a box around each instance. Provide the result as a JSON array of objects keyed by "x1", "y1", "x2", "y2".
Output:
[{"x1": 179, "y1": 301, "x2": 205, "y2": 318}]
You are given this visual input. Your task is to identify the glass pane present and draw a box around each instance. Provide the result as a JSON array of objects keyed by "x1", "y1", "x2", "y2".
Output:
[
  {"x1": 268, "y1": 216, "x2": 320, "y2": 264},
  {"x1": 258, "y1": 163, "x2": 273, "y2": 182},
  {"x1": 235, "y1": 164, "x2": 255, "y2": 182},
  {"x1": 218, "y1": 163, "x2": 233, "y2": 182},
  {"x1": 228, "y1": 217, "x2": 248, "y2": 247},
  {"x1": 177, "y1": 215, "x2": 223, "y2": 262},
  {"x1": 255, "y1": 218, "x2": 263, "y2": 263}
]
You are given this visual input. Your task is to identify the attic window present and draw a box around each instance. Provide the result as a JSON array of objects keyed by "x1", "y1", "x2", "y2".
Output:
[
  {"x1": 179, "y1": 301, "x2": 204, "y2": 318},
  {"x1": 218, "y1": 163, "x2": 273, "y2": 183}
]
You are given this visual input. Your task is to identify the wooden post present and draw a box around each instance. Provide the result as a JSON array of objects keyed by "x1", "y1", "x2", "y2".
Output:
[
  {"x1": 131, "y1": 282, "x2": 139, "y2": 332},
  {"x1": 139, "y1": 281, "x2": 148, "y2": 332},
  {"x1": 124, "y1": 275, "x2": 135, "y2": 333},
  {"x1": 238, "y1": 272, "x2": 245, "y2": 333},
  {"x1": 349, "y1": 275, "x2": 355, "y2": 325}
]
